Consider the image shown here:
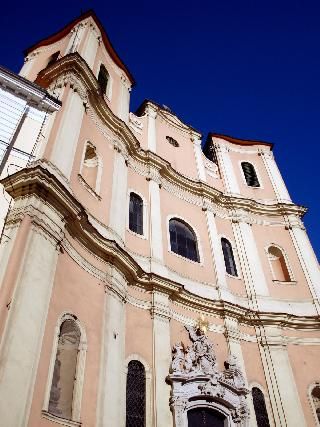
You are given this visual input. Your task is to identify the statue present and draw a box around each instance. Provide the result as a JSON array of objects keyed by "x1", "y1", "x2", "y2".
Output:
[{"x1": 185, "y1": 324, "x2": 218, "y2": 375}]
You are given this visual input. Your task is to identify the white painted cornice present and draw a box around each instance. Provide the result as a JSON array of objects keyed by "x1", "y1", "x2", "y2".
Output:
[
  {"x1": 1, "y1": 164, "x2": 318, "y2": 330},
  {"x1": 0, "y1": 65, "x2": 60, "y2": 112},
  {"x1": 36, "y1": 53, "x2": 306, "y2": 220}
]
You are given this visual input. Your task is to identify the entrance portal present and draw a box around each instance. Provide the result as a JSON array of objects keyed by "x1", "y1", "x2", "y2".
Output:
[{"x1": 187, "y1": 408, "x2": 226, "y2": 427}]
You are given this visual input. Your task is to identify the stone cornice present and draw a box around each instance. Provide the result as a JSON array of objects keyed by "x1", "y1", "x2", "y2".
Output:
[
  {"x1": 35, "y1": 53, "x2": 306, "y2": 219},
  {"x1": 1, "y1": 165, "x2": 318, "y2": 330}
]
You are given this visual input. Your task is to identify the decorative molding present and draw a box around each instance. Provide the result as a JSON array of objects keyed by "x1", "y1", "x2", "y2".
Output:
[
  {"x1": 168, "y1": 325, "x2": 250, "y2": 426},
  {"x1": 35, "y1": 54, "x2": 306, "y2": 222},
  {"x1": 128, "y1": 112, "x2": 143, "y2": 134},
  {"x1": 2, "y1": 165, "x2": 320, "y2": 331},
  {"x1": 77, "y1": 174, "x2": 102, "y2": 200}
]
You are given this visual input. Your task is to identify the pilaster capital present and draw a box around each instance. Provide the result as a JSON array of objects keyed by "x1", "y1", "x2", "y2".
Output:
[
  {"x1": 146, "y1": 167, "x2": 162, "y2": 187},
  {"x1": 215, "y1": 144, "x2": 229, "y2": 154},
  {"x1": 285, "y1": 215, "x2": 305, "y2": 231},
  {"x1": 231, "y1": 211, "x2": 253, "y2": 226},
  {"x1": 258, "y1": 149, "x2": 274, "y2": 160},
  {"x1": 113, "y1": 139, "x2": 129, "y2": 161},
  {"x1": 191, "y1": 136, "x2": 202, "y2": 147},
  {"x1": 150, "y1": 290, "x2": 171, "y2": 322},
  {"x1": 105, "y1": 267, "x2": 128, "y2": 303},
  {"x1": 145, "y1": 103, "x2": 158, "y2": 119},
  {"x1": 257, "y1": 326, "x2": 287, "y2": 348},
  {"x1": 224, "y1": 316, "x2": 241, "y2": 342}
]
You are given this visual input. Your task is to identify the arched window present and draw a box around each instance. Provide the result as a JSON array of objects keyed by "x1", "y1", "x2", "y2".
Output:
[
  {"x1": 126, "y1": 360, "x2": 146, "y2": 427},
  {"x1": 169, "y1": 218, "x2": 199, "y2": 262},
  {"x1": 187, "y1": 408, "x2": 226, "y2": 427},
  {"x1": 252, "y1": 387, "x2": 270, "y2": 427},
  {"x1": 48, "y1": 320, "x2": 81, "y2": 420},
  {"x1": 221, "y1": 238, "x2": 238, "y2": 276},
  {"x1": 81, "y1": 142, "x2": 100, "y2": 192},
  {"x1": 98, "y1": 64, "x2": 109, "y2": 95},
  {"x1": 129, "y1": 193, "x2": 143, "y2": 235},
  {"x1": 47, "y1": 51, "x2": 60, "y2": 67},
  {"x1": 267, "y1": 245, "x2": 291, "y2": 282},
  {"x1": 241, "y1": 162, "x2": 260, "y2": 187},
  {"x1": 311, "y1": 386, "x2": 320, "y2": 423}
]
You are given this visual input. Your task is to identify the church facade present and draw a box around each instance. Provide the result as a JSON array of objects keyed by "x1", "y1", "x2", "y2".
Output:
[{"x1": 0, "y1": 10, "x2": 320, "y2": 427}]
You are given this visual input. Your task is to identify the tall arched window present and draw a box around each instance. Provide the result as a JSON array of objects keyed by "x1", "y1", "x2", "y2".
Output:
[
  {"x1": 221, "y1": 238, "x2": 238, "y2": 276},
  {"x1": 241, "y1": 162, "x2": 260, "y2": 187},
  {"x1": 252, "y1": 387, "x2": 270, "y2": 427},
  {"x1": 267, "y1": 245, "x2": 291, "y2": 282},
  {"x1": 169, "y1": 218, "x2": 199, "y2": 262},
  {"x1": 311, "y1": 386, "x2": 320, "y2": 423},
  {"x1": 48, "y1": 320, "x2": 81, "y2": 420},
  {"x1": 129, "y1": 193, "x2": 143, "y2": 235},
  {"x1": 126, "y1": 360, "x2": 146, "y2": 427},
  {"x1": 98, "y1": 64, "x2": 109, "y2": 95},
  {"x1": 47, "y1": 51, "x2": 60, "y2": 67}
]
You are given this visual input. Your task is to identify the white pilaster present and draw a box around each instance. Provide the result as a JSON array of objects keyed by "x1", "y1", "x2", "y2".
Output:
[
  {"x1": 0, "y1": 222, "x2": 18, "y2": 290},
  {"x1": 19, "y1": 56, "x2": 35, "y2": 78},
  {"x1": 224, "y1": 317, "x2": 257, "y2": 427},
  {"x1": 204, "y1": 209, "x2": 227, "y2": 289},
  {"x1": 287, "y1": 216, "x2": 320, "y2": 308},
  {"x1": 96, "y1": 269, "x2": 127, "y2": 427},
  {"x1": 117, "y1": 76, "x2": 131, "y2": 123},
  {"x1": 109, "y1": 144, "x2": 128, "y2": 242},
  {"x1": 232, "y1": 216, "x2": 269, "y2": 297},
  {"x1": 151, "y1": 291, "x2": 172, "y2": 427},
  {"x1": 146, "y1": 104, "x2": 157, "y2": 153},
  {"x1": 214, "y1": 141, "x2": 240, "y2": 195},
  {"x1": 258, "y1": 327, "x2": 306, "y2": 427},
  {"x1": 51, "y1": 88, "x2": 84, "y2": 180},
  {"x1": 0, "y1": 218, "x2": 61, "y2": 426},
  {"x1": 81, "y1": 26, "x2": 99, "y2": 69},
  {"x1": 65, "y1": 24, "x2": 85, "y2": 55},
  {"x1": 193, "y1": 137, "x2": 206, "y2": 182},
  {"x1": 149, "y1": 176, "x2": 163, "y2": 264},
  {"x1": 260, "y1": 151, "x2": 291, "y2": 203}
]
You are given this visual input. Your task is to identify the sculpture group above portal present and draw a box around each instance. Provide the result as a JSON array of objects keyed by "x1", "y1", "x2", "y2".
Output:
[
  {"x1": 171, "y1": 325, "x2": 218, "y2": 376},
  {"x1": 168, "y1": 324, "x2": 250, "y2": 426}
]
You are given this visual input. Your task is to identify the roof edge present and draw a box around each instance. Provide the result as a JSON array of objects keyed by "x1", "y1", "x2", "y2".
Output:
[
  {"x1": 23, "y1": 9, "x2": 135, "y2": 86},
  {"x1": 135, "y1": 99, "x2": 202, "y2": 136},
  {"x1": 208, "y1": 132, "x2": 274, "y2": 150}
]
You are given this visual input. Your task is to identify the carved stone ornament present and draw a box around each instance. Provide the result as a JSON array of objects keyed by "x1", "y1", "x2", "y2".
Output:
[
  {"x1": 167, "y1": 325, "x2": 250, "y2": 426},
  {"x1": 128, "y1": 112, "x2": 143, "y2": 134}
]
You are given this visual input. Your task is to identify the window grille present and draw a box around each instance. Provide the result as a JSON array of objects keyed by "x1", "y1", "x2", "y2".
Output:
[
  {"x1": 98, "y1": 65, "x2": 109, "y2": 95},
  {"x1": 252, "y1": 387, "x2": 271, "y2": 427},
  {"x1": 126, "y1": 360, "x2": 146, "y2": 427},
  {"x1": 169, "y1": 218, "x2": 199, "y2": 262},
  {"x1": 129, "y1": 193, "x2": 143, "y2": 235},
  {"x1": 221, "y1": 238, "x2": 237, "y2": 276},
  {"x1": 311, "y1": 386, "x2": 320, "y2": 423},
  {"x1": 241, "y1": 162, "x2": 260, "y2": 187},
  {"x1": 166, "y1": 136, "x2": 179, "y2": 147}
]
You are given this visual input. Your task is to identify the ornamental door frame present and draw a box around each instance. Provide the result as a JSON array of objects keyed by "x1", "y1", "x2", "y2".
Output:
[{"x1": 167, "y1": 324, "x2": 250, "y2": 427}]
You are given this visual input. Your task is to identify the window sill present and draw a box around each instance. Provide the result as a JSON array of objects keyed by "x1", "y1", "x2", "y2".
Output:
[
  {"x1": 226, "y1": 273, "x2": 241, "y2": 280},
  {"x1": 78, "y1": 174, "x2": 101, "y2": 201},
  {"x1": 127, "y1": 227, "x2": 147, "y2": 240},
  {"x1": 272, "y1": 280, "x2": 297, "y2": 286},
  {"x1": 168, "y1": 249, "x2": 202, "y2": 266},
  {"x1": 42, "y1": 411, "x2": 81, "y2": 427}
]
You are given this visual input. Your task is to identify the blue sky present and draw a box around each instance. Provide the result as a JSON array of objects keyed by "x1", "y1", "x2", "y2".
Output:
[{"x1": 1, "y1": 0, "x2": 319, "y2": 259}]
